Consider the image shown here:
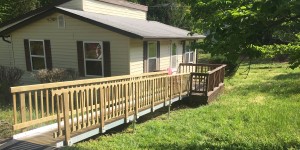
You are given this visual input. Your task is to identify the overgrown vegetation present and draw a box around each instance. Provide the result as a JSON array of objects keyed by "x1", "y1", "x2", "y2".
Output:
[
  {"x1": 0, "y1": 66, "x2": 23, "y2": 105},
  {"x1": 69, "y1": 62, "x2": 300, "y2": 150},
  {"x1": 0, "y1": 66, "x2": 22, "y2": 138},
  {"x1": 187, "y1": 0, "x2": 300, "y2": 72},
  {"x1": 32, "y1": 68, "x2": 78, "y2": 83}
]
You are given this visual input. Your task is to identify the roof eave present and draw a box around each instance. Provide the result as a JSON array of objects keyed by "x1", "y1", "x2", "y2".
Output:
[
  {"x1": 0, "y1": 8, "x2": 57, "y2": 36},
  {"x1": 0, "y1": 7, "x2": 144, "y2": 39},
  {"x1": 143, "y1": 36, "x2": 206, "y2": 40}
]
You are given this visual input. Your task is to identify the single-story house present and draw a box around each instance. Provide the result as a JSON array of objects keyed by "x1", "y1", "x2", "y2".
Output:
[{"x1": 0, "y1": 0, "x2": 205, "y2": 85}]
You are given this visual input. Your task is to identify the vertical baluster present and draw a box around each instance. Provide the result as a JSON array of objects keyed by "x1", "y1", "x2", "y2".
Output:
[
  {"x1": 115, "y1": 85, "x2": 119, "y2": 117},
  {"x1": 135, "y1": 82, "x2": 139, "y2": 117},
  {"x1": 125, "y1": 83, "x2": 129, "y2": 123},
  {"x1": 81, "y1": 90, "x2": 85, "y2": 128},
  {"x1": 145, "y1": 80, "x2": 148, "y2": 106},
  {"x1": 95, "y1": 88, "x2": 99, "y2": 124},
  {"x1": 86, "y1": 89, "x2": 90, "y2": 127},
  {"x1": 40, "y1": 90, "x2": 44, "y2": 118},
  {"x1": 70, "y1": 91, "x2": 75, "y2": 131},
  {"x1": 46, "y1": 90, "x2": 49, "y2": 117},
  {"x1": 52, "y1": 90, "x2": 55, "y2": 115},
  {"x1": 29, "y1": 92, "x2": 33, "y2": 120},
  {"x1": 13, "y1": 93, "x2": 17, "y2": 124},
  {"x1": 91, "y1": 88, "x2": 94, "y2": 125},
  {"x1": 129, "y1": 82, "x2": 132, "y2": 112},
  {"x1": 20, "y1": 93, "x2": 26, "y2": 123},
  {"x1": 141, "y1": 81, "x2": 144, "y2": 108},
  {"x1": 100, "y1": 86, "x2": 105, "y2": 133},
  {"x1": 111, "y1": 85, "x2": 115, "y2": 118},
  {"x1": 107, "y1": 85, "x2": 111, "y2": 119},
  {"x1": 56, "y1": 94, "x2": 62, "y2": 137},
  {"x1": 63, "y1": 92, "x2": 71, "y2": 146},
  {"x1": 151, "y1": 79, "x2": 154, "y2": 112},
  {"x1": 76, "y1": 90, "x2": 81, "y2": 130},
  {"x1": 35, "y1": 91, "x2": 38, "y2": 119},
  {"x1": 164, "y1": 77, "x2": 168, "y2": 105}
]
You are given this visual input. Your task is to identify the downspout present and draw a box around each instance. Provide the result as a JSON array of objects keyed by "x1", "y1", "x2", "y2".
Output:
[
  {"x1": 2, "y1": 35, "x2": 11, "y2": 43},
  {"x1": 1, "y1": 35, "x2": 15, "y2": 66}
]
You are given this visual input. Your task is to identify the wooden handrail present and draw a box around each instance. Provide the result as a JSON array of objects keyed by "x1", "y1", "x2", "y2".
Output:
[
  {"x1": 179, "y1": 63, "x2": 223, "y2": 67},
  {"x1": 51, "y1": 73, "x2": 190, "y2": 143},
  {"x1": 10, "y1": 71, "x2": 169, "y2": 131},
  {"x1": 208, "y1": 65, "x2": 227, "y2": 74},
  {"x1": 11, "y1": 71, "x2": 168, "y2": 93}
]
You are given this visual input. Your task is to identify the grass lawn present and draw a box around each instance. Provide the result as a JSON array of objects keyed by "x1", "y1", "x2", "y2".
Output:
[
  {"x1": 0, "y1": 94, "x2": 14, "y2": 139},
  {"x1": 69, "y1": 62, "x2": 300, "y2": 150}
]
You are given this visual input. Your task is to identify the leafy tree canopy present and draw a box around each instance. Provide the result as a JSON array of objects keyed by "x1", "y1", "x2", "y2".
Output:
[
  {"x1": 129, "y1": 0, "x2": 195, "y2": 30},
  {"x1": 0, "y1": 0, "x2": 57, "y2": 24},
  {"x1": 186, "y1": 0, "x2": 300, "y2": 68}
]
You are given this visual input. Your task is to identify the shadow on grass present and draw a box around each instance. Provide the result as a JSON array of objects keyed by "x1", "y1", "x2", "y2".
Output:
[
  {"x1": 142, "y1": 141, "x2": 300, "y2": 150},
  {"x1": 273, "y1": 72, "x2": 300, "y2": 80}
]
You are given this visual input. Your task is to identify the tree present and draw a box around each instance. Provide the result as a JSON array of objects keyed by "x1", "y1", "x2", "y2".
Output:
[
  {"x1": 0, "y1": 0, "x2": 57, "y2": 24},
  {"x1": 129, "y1": 0, "x2": 195, "y2": 30},
  {"x1": 0, "y1": 0, "x2": 38, "y2": 24},
  {"x1": 186, "y1": 0, "x2": 300, "y2": 68}
]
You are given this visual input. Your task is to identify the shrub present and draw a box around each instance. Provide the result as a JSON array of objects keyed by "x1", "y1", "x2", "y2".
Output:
[
  {"x1": 209, "y1": 55, "x2": 238, "y2": 76},
  {"x1": 33, "y1": 68, "x2": 78, "y2": 83},
  {"x1": 0, "y1": 66, "x2": 24, "y2": 105}
]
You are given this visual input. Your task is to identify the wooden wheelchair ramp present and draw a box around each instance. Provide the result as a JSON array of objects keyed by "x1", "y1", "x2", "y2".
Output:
[
  {"x1": 1, "y1": 96, "x2": 185, "y2": 150},
  {"x1": 2, "y1": 63, "x2": 226, "y2": 149}
]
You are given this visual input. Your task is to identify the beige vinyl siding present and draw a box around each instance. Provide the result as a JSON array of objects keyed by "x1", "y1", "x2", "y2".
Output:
[
  {"x1": 0, "y1": 39, "x2": 13, "y2": 66},
  {"x1": 11, "y1": 12, "x2": 130, "y2": 85},
  {"x1": 59, "y1": 0, "x2": 83, "y2": 10},
  {"x1": 129, "y1": 39, "x2": 184, "y2": 75},
  {"x1": 159, "y1": 40, "x2": 171, "y2": 70},
  {"x1": 83, "y1": 0, "x2": 147, "y2": 20},
  {"x1": 129, "y1": 39, "x2": 143, "y2": 75}
]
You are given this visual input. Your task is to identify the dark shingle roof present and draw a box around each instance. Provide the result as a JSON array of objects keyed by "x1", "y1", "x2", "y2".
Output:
[
  {"x1": 0, "y1": 6, "x2": 205, "y2": 40},
  {"x1": 56, "y1": 7, "x2": 205, "y2": 39}
]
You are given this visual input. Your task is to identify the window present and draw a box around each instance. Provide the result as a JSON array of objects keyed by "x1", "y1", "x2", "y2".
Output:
[
  {"x1": 84, "y1": 42, "x2": 103, "y2": 76},
  {"x1": 57, "y1": 15, "x2": 65, "y2": 28},
  {"x1": 185, "y1": 42, "x2": 194, "y2": 63},
  {"x1": 148, "y1": 42, "x2": 157, "y2": 72},
  {"x1": 29, "y1": 40, "x2": 46, "y2": 70},
  {"x1": 171, "y1": 43, "x2": 177, "y2": 68}
]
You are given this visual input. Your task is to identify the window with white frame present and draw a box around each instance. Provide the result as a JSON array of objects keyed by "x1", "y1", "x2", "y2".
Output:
[
  {"x1": 185, "y1": 42, "x2": 194, "y2": 63},
  {"x1": 84, "y1": 42, "x2": 103, "y2": 76},
  {"x1": 148, "y1": 42, "x2": 157, "y2": 72},
  {"x1": 29, "y1": 40, "x2": 46, "y2": 70},
  {"x1": 171, "y1": 43, "x2": 177, "y2": 68}
]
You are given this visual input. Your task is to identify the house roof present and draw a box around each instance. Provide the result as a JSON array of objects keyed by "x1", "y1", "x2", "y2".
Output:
[
  {"x1": 0, "y1": 6, "x2": 205, "y2": 40},
  {"x1": 56, "y1": 7, "x2": 205, "y2": 39}
]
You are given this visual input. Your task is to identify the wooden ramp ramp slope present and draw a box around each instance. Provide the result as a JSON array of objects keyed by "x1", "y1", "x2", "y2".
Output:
[
  {"x1": 1, "y1": 64, "x2": 226, "y2": 149},
  {"x1": 0, "y1": 96, "x2": 185, "y2": 150}
]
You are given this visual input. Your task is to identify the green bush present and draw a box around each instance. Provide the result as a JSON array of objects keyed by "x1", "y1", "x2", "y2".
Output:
[
  {"x1": 0, "y1": 66, "x2": 24, "y2": 105},
  {"x1": 33, "y1": 68, "x2": 78, "y2": 83},
  {"x1": 209, "y1": 55, "x2": 238, "y2": 76}
]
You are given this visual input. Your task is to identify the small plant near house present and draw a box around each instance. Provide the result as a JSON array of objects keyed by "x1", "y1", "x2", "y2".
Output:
[
  {"x1": 0, "y1": 66, "x2": 24, "y2": 105},
  {"x1": 33, "y1": 68, "x2": 79, "y2": 83}
]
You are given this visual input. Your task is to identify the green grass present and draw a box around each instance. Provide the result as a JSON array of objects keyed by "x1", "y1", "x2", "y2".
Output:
[
  {"x1": 0, "y1": 94, "x2": 14, "y2": 138},
  {"x1": 69, "y1": 62, "x2": 300, "y2": 150}
]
